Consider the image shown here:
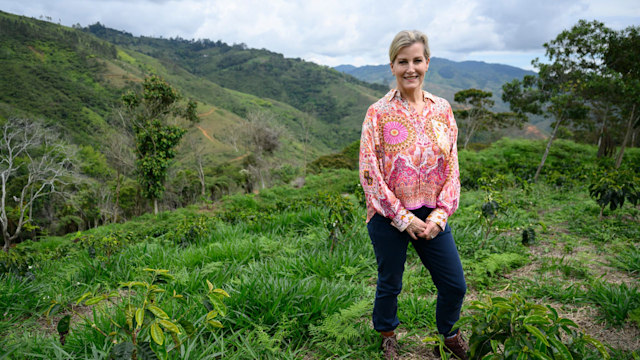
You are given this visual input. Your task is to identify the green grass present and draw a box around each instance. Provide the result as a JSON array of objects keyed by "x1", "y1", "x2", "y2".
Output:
[{"x1": 2, "y1": 142, "x2": 640, "y2": 358}]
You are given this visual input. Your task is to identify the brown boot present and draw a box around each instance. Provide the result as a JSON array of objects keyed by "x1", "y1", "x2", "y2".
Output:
[
  {"x1": 380, "y1": 333, "x2": 398, "y2": 360},
  {"x1": 433, "y1": 331, "x2": 469, "y2": 360}
]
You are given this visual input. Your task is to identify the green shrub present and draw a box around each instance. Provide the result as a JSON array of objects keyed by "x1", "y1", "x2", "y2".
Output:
[
  {"x1": 588, "y1": 168, "x2": 640, "y2": 218},
  {"x1": 46, "y1": 268, "x2": 229, "y2": 359},
  {"x1": 454, "y1": 294, "x2": 610, "y2": 359}
]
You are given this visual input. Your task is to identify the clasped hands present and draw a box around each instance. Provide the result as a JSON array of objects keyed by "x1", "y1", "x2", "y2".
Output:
[{"x1": 405, "y1": 217, "x2": 441, "y2": 240}]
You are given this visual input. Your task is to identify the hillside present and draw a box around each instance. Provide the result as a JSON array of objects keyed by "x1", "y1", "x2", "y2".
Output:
[
  {"x1": 81, "y1": 23, "x2": 387, "y2": 149},
  {"x1": 335, "y1": 58, "x2": 536, "y2": 113},
  {"x1": 0, "y1": 11, "x2": 385, "y2": 160}
]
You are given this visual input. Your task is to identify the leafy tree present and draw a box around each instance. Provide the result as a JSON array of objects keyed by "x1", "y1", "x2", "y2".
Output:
[
  {"x1": 0, "y1": 118, "x2": 75, "y2": 251},
  {"x1": 605, "y1": 25, "x2": 640, "y2": 168},
  {"x1": 503, "y1": 61, "x2": 589, "y2": 182},
  {"x1": 454, "y1": 88, "x2": 524, "y2": 149},
  {"x1": 122, "y1": 75, "x2": 198, "y2": 215}
]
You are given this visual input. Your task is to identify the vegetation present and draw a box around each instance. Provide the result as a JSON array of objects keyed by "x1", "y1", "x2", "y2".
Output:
[
  {"x1": 1, "y1": 139, "x2": 638, "y2": 359},
  {"x1": 453, "y1": 88, "x2": 524, "y2": 149},
  {"x1": 121, "y1": 75, "x2": 198, "y2": 214}
]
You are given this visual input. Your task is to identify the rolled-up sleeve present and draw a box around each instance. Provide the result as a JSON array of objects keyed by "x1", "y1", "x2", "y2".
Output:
[
  {"x1": 426, "y1": 106, "x2": 460, "y2": 230},
  {"x1": 359, "y1": 107, "x2": 415, "y2": 232}
]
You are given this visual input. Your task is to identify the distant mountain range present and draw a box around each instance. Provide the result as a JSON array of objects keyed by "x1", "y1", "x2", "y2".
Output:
[{"x1": 335, "y1": 59, "x2": 536, "y2": 112}]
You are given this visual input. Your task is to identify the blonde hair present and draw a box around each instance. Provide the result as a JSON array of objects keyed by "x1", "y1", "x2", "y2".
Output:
[{"x1": 389, "y1": 30, "x2": 430, "y2": 63}]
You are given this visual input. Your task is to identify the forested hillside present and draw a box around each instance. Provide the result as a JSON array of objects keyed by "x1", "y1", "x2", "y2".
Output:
[
  {"x1": 81, "y1": 22, "x2": 387, "y2": 148},
  {"x1": 0, "y1": 11, "x2": 388, "y2": 237}
]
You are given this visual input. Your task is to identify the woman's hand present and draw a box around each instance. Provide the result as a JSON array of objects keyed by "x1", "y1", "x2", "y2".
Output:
[
  {"x1": 405, "y1": 217, "x2": 428, "y2": 240},
  {"x1": 419, "y1": 221, "x2": 442, "y2": 240}
]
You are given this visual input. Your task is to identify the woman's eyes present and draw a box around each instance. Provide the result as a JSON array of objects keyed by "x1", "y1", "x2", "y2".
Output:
[{"x1": 398, "y1": 59, "x2": 422, "y2": 64}]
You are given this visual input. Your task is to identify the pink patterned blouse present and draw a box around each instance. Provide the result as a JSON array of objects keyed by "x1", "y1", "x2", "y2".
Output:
[{"x1": 359, "y1": 88, "x2": 460, "y2": 232}]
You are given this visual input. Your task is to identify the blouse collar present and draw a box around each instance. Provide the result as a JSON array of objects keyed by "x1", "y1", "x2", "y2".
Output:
[{"x1": 385, "y1": 88, "x2": 436, "y2": 104}]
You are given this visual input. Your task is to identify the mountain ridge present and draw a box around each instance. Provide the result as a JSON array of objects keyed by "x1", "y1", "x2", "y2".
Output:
[{"x1": 334, "y1": 58, "x2": 536, "y2": 112}]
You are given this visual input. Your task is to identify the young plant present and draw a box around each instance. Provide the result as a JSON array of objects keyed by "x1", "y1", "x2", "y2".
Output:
[
  {"x1": 46, "y1": 268, "x2": 229, "y2": 359},
  {"x1": 588, "y1": 168, "x2": 640, "y2": 219},
  {"x1": 319, "y1": 192, "x2": 357, "y2": 253},
  {"x1": 477, "y1": 176, "x2": 510, "y2": 245},
  {"x1": 455, "y1": 294, "x2": 610, "y2": 359}
]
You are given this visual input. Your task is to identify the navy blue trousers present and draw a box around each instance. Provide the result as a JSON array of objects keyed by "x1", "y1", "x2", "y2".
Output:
[{"x1": 367, "y1": 207, "x2": 466, "y2": 336}]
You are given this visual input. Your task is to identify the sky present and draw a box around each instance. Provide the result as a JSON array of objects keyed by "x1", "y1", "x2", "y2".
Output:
[{"x1": 1, "y1": 0, "x2": 639, "y2": 70}]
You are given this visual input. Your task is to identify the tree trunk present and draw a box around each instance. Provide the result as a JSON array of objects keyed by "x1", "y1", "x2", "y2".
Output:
[
  {"x1": 534, "y1": 118, "x2": 562, "y2": 183},
  {"x1": 154, "y1": 198, "x2": 158, "y2": 215},
  {"x1": 596, "y1": 105, "x2": 610, "y2": 158},
  {"x1": 463, "y1": 120, "x2": 477, "y2": 150},
  {"x1": 198, "y1": 162, "x2": 206, "y2": 196},
  {"x1": 114, "y1": 170, "x2": 121, "y2": 223},
  {"x1": 615, "y1": 104, "x2": 636, "y2": 169}
]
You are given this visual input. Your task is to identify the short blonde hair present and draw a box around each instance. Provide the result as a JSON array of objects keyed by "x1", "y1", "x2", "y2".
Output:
[{"x1": 389, "y1": 30, "x2": 430, "y2": 63}]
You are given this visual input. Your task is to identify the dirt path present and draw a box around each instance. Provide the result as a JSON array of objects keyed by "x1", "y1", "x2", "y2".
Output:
[
  {"x1": 196, "y1": 125, "x2": 216, "y2": 143},
  {"x1": 198, "y1": 108, "x2": 216, "y2": 117}
]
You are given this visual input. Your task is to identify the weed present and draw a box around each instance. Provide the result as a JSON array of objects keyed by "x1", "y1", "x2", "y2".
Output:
[
  {"x1": 608, "y1": 243, "x2": 640, "y2": 276},
  {"x1": 587, "y1": 281, "x2": 640, "y2": 327}
]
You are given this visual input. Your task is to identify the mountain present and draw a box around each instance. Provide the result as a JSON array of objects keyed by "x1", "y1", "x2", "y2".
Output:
[{"x1": 335, "y1": 58, "x2": 536, "y2": 112}]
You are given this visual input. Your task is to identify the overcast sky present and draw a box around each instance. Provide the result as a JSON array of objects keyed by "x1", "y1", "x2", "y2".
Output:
[{"x1": 2, "y1": 0, "x2": 639, "y2": 70}]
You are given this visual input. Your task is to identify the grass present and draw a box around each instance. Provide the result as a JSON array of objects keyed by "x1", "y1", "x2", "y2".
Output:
[{"x1": 1, "y1": 169, "x2": 639, "y2": 358}]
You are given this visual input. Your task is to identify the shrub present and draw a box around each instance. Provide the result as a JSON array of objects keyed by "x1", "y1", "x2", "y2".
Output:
[
  {"x1": 588, "y1": 168, "x2": 640, "y2": 218},
  {"x1": 47, "y1": 268, "x2": 229, "y2": 359},
  {"x1": 454, "y1": 294, "x2": 610, "y2": 359}
]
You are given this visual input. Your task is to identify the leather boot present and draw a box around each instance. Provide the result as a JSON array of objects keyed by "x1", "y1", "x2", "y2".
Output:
[
  {"x1": 433, "y1": 331, "x2": 469, "y2": 360},
  {"x1": 380, "y1": 333, "x2": 398, "y2": 360}
]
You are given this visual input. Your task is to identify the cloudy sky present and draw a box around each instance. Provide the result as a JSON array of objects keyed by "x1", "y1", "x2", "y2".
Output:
[{"x1": 1, "y1": 0, "x2": 639, "y2": 70}]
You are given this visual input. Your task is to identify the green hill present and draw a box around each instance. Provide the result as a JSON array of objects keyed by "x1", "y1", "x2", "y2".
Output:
[
  {"x1": 81, "y1": 23, "x2": 387, "y2": 149},
  {"x1": 0, "y1": 11, "x2": 386, "y2": 160}
]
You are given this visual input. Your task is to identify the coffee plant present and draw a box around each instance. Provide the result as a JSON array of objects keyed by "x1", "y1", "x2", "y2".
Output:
[
  {"x1": 588, "y1": 168, "x2": 640, "y2": 218},
  {"x1": 46, "y1": 268, "x2": 229, "y2": 359},
  {"x1": 456, "y1": 294, "x2": 609, "y2": 359}
]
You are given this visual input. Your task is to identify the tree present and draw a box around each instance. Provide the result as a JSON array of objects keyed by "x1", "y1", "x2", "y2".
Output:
[
  {"x1": 605, "y1": 25, "x2": 640, "y2": 168},
  {"x1": 244, "y1": 110, "x2": 282, "y2": 190},
  {"x1": 121, "y1": 75, "x2": 198, "y2": 215},
  {"x1": 503, "y1": 60, "x2": 588, "y2": 183},
  {"x1": 453, "y1": 89, "x2": 524, "y2": 149},
  {"x1": 102, "y1": 128, "x2": 135, "y2": 222},
  {"x1": 0, "y1": 118, "x2": 74, "y2": 251},
  {"x1": 542, "y1": 20, "x2": 621, "y2": 157}
]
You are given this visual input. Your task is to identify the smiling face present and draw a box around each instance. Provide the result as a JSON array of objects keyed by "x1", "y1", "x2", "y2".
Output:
[{"x1": 390, "y1": 42, "x2": 430, "y2": 96}]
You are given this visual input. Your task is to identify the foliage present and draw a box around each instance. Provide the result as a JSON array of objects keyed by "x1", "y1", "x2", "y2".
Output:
[
  {"x1": 308, "y1": 140, "x2": 360, "y2": 173},
  {"x1": 588, "y1": 167, "x2": 640, "y2": 218},
  {"x1": 586, "y1": 281, "x2": 640, "y2": 327},
  {"x1": 478, "y1": 175, "x2": 512, "y2": 242},
  {"x1": 122, "y1": 75, "x2": 197, "y2": 212},
  {"x1": 320, "y1": 192, "x2": 357, "y2": 253},
  {"x1": 46, "y1": 268, "x2": 229, "y2": 359},
  {"x1": 454, "y1": 88, "x2": 524, "y2": 149},
  {"x1": 468, "y1": 253, "x2": 528, "y2": 288},
  {"x1": 608, "y1": 243, "x2": 640, "y2": 276},
  {"x1": 0, "y1": 12, "x2": 118, "y2": 145},
  {"x1": 0, "y1": 118, "x2": 75, "y2": 251},
  {"x1": 456, "y1": 294, "x2": 610, "y2": 359},
  {"x1": 309, "y1": 300, "x2": 374, "y2": 356}
]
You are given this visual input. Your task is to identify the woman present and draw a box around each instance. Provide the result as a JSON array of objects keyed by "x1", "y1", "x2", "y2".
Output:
[{"x1": 359, "y1": 30, "x2": 468, "y2": 360}]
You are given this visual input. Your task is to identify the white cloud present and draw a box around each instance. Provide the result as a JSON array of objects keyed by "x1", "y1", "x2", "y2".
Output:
[{"x1": 1, "y1": 0, "x2": 638, "y2": 69}]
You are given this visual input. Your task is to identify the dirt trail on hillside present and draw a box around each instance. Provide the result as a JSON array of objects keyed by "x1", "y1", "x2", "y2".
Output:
[
  {"x1": 198, "y1": 108, "x2": 216, "y2": 117},
  {"x1": 196, "y1": 125, "x2": 215, "y2": 143}
]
